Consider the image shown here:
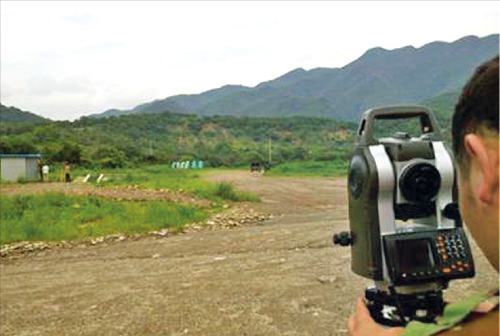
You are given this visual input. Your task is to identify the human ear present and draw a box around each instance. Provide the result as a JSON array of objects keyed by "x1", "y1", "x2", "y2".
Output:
[{"x1": 463, "y1": 134, "x2": 498, "y2": 203}]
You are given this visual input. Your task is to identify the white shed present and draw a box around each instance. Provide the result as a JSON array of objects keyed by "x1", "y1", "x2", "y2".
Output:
[{"x1": 0, "y1": 154, "x2": 43, "y2": 182}]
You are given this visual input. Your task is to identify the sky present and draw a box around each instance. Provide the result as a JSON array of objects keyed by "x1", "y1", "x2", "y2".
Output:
[{"x1": 1, "y1": 1, "x2": 499, "y2": 121}]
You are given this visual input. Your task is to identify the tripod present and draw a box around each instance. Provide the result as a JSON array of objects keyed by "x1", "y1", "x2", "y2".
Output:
[{"x1": 365, "y1": 286, "x2": 445, "y2": 326}]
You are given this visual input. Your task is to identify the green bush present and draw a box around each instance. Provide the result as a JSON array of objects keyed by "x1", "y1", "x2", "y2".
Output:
[
  {"x1": 213, "y1": 182, "x2": 237, "y2": 200},
  {"x1": 210, "y1": 182, "x2": 258, "y2": 202}
]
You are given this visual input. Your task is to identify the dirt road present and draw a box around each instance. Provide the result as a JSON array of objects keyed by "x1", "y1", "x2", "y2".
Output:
[{"x1": 1, "y1": 171, "x2": 497, "y2": 335}]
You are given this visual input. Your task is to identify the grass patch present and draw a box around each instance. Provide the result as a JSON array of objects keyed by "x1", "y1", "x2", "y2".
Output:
[
  {"x1": 266, "y1": 160, "x2": 348, "y2": 177},
  {"x1": 0, "y1": 193, "x2": 210, "y2": 243},
  {"x1": 95, "y1": 165, "x2": 259, "y2": 202},
  {"x1": 211, "y1": 182, "x2": 259, "y2": 202}
]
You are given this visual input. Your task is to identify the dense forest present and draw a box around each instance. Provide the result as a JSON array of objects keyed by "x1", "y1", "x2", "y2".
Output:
[
  {"x1": 0, "y1": 89, "x2": 457, "y2": 170},
  {"x1": 0, "y1": 108, "x2": 356, "y2": 168}
]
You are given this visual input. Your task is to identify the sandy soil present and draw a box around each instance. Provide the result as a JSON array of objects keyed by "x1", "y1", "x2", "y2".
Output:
[{"x1": 1, "y1": 171, "x2": 497, "y2": 335}]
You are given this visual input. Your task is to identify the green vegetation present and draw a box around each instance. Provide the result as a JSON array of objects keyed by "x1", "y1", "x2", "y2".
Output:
[
  {"x1": 0, "y1": 193, "x2": 210, "y2": 243},
  {"x1": 0, "y1": 104, "x2": 48, "y2": 123},
  {"x1": 95, "y1": 165, "x2": 259, "y2": 202},
  {"x1": 0, "y1": 111, "x2": 357, "y2": 169},
  {"x1": 266, "y1": 160, "x2": 348, "y2": 177},
  {"x1": 212, "y1": 182, "x2": 258, "y2": 202},
  {"x1": 0, "y1": 166, "x2": 259, "y2": 244},
  {"x1": 1, "y1": 89, "x2": 460, "y2": 174}
]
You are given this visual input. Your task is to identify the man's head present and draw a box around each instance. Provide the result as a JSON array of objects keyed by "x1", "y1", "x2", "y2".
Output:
[{"x1": 452, "y1": 55, "x2": 499, "y2": 272}]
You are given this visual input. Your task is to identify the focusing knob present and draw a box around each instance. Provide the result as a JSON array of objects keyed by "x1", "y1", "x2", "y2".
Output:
[
  {"x1": 443, "y1": 203, "x2": 461, "y2": 221},
  {"x1": 333, "y1": 231, "x2": 353, "y2": 246}
]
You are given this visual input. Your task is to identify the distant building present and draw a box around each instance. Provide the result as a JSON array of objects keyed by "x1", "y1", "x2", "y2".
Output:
[{"x1": 0, "y1": 154, "x2": 43, "y2": 181}]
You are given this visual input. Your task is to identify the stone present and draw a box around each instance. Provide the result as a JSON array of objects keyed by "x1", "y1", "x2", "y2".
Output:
[{"x1": 317, "y1": 275, "x2": 337, "y2": 284}]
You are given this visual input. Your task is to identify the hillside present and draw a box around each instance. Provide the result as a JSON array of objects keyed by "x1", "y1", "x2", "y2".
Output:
[
  {"x1": 0, "y1": 111, "x2": 357, "y2": 168},
  {"x1": 0, "y1": 104, "x2": 48, "y2": 123},
  {"x1": 91, "y1": 34, "x2": 499, "y2": 121}
]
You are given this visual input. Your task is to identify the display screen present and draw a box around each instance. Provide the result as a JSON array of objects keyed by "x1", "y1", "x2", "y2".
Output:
[{"x1": 395, "y1": 239, "x2": 435, "y2": 273}]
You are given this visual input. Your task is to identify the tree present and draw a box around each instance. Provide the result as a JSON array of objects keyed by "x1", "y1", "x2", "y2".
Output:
[
  {"x1": 93, "y1": 145, "x2": 126, "y2": 168},
  {"x1": 54, "y1": 142, "x2": 82, "y2": 164},
  {"x1": 0, "y1": 136, "x2": 39, "y2": 154}
]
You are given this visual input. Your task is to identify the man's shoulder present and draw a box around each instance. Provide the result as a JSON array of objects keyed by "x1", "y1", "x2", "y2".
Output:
[{"x1": 438, "y1": 307, "x2": 499, "y2": 335}]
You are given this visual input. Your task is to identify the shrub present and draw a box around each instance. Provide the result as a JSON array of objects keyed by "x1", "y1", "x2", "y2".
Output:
[
  {"x1": 211, "y1": 182, "x2": 259, "y2": 202},
  {"x1": 213, "y1": 182, "x2": 238, "y2": 201}
]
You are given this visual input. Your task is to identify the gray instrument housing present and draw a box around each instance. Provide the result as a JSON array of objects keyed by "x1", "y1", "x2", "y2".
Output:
[{"x1": 348, "y1": 106, "x2": 474, "y2": 284}]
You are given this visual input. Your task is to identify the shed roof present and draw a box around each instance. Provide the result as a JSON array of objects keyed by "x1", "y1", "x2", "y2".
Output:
[{"x1": 0, "y1": 154, "x2": 44, "y2": 159}]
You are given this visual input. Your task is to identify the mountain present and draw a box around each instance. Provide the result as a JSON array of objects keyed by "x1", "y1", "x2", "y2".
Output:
[
  {"x1": 96, "y1": 85, "x2": 252, "y2": 118},
  {"x1": 0, "y1": 104, "x2": 48, "y2": 123},
  {"x1": 91, "y1": 34, "x2": 499, "y2": 121}
]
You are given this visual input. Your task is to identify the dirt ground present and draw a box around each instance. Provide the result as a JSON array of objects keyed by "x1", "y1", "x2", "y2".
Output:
[{"x1": 1, "y1": 171, "x2": 497, "y2": 336}]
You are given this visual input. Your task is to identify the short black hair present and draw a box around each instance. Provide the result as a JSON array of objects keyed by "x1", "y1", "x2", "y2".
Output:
[{"x1": 452, "y1": 55, "x2": 499, "y2": 164}]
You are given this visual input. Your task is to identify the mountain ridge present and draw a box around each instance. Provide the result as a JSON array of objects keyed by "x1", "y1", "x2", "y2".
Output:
[{"x1": 48, "y1": 34, "x2": 500, "y2": 120}]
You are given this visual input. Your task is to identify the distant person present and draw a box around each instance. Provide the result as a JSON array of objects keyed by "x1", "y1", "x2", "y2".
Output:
[
  {"x1": 42, "y1": 164, "x2": 49, "y2": 182},
  {"x1": 64, "y1": 161, "x2": 71, "y2": 182},
  {"x1": 348, "y1": 56, "x2": 499, "y2": 335}
]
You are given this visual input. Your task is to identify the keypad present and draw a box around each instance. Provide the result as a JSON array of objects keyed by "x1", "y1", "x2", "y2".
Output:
[{"x1": 435, "y1": 233, "x2": 471, "y2": 275}]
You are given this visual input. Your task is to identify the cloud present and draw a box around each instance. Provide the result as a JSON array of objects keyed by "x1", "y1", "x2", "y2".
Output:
[
  {"x1": 62, "y1": 14, "x2": 97, "y2": 26},
  {"x1": 27, "y1": 76, "x2": 95, "y2": 96}
]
